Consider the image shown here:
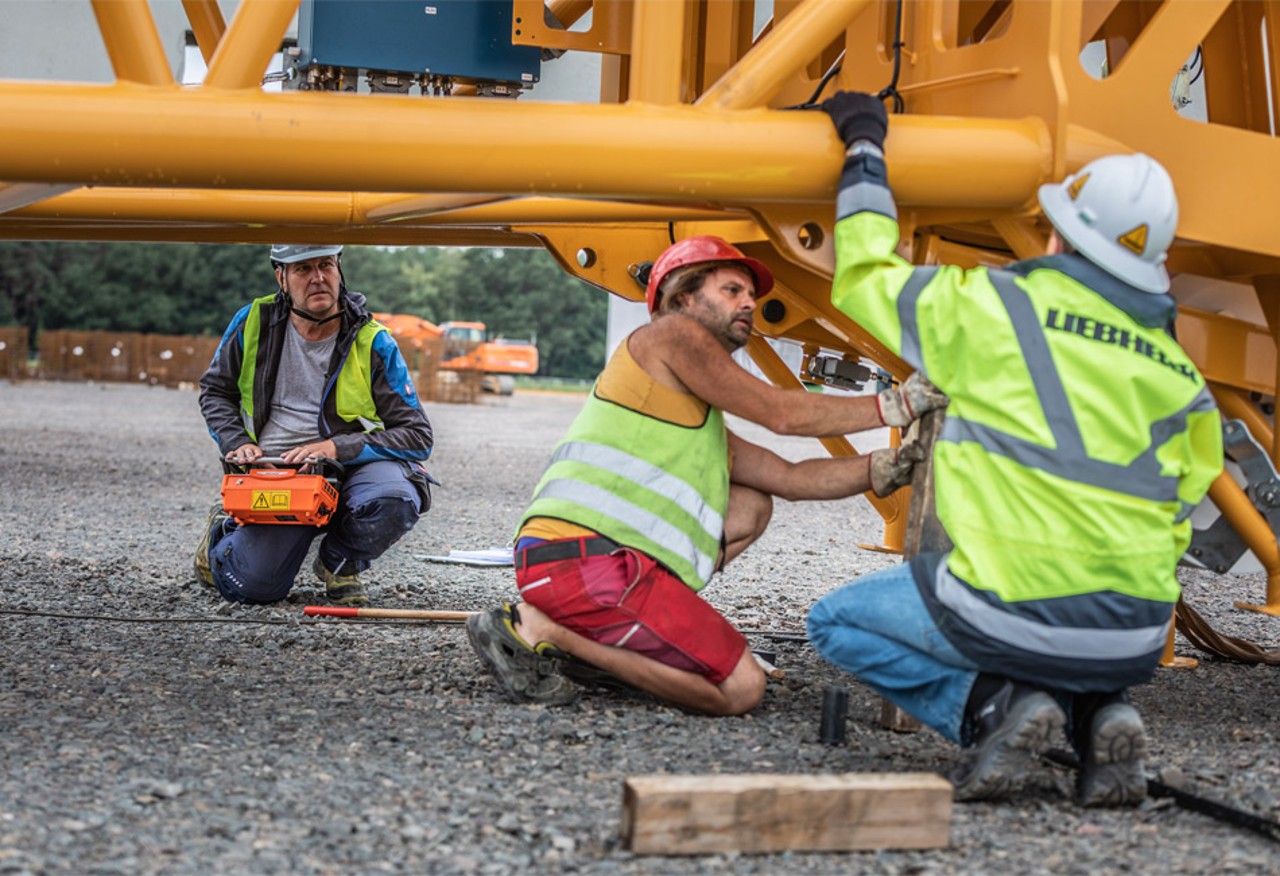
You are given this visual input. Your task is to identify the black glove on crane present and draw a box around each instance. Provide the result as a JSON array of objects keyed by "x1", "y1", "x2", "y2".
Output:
[{"x1": 820, "y1": 91, "x2": 889, "y2": 150}]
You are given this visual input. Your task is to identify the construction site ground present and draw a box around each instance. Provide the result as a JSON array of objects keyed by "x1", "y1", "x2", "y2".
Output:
[{"x1": 1, "y1": 380, "x2": 1277, "y2": 875}]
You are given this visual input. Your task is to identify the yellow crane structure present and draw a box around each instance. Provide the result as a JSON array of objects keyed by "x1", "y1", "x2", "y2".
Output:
[{"x1": 4, "y1": 0, "x2": 1280, "y2": 638}]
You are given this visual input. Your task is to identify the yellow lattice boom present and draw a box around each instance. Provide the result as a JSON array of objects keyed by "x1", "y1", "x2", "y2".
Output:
[{"x1": 4, "y1": 0, "x2": 1280, "y2": 614}]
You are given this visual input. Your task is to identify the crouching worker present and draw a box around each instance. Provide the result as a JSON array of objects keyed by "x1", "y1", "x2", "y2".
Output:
[
  {"x1": 467, "y1": 236, "x2": 945, "y2": 714},
  {"x1": 194, "y1": 244, "x2": 434, "y2": 606},
  {"x1": 806, "y1": 92, "x2": 1222, "y2": 805}
]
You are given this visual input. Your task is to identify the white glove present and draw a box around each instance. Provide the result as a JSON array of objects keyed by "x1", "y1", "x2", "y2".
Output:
[
  {"x1": 868, "y1": 440, "x2": 928, "y2": 497},
  {"x1": 876, "y1": 372, "x2": 948, "y2": 427}
]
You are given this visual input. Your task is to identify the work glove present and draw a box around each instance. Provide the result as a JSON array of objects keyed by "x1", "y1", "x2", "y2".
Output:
[
  {"x1": 876, "y1": 372, "x2": 948, "y2": 428},
  {"x1": 868, "y1": 440, "x2": 928, "y2": 498},
  {"x1": 820, "y1": 91, "x2": 888, "y2": 151}
]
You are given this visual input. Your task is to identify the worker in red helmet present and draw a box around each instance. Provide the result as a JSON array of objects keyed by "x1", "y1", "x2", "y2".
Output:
[{"x1": 467, "y1": 235, "x2": 948, "y2": 714}]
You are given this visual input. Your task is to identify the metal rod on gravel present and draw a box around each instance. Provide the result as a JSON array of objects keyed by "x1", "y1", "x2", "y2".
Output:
[
  {"x1": 1042, "y1": 749, "x2": 1280, "y2": 843},
  {"x1": 303, "y1": 606, "x2": 477, "y2": 621}
]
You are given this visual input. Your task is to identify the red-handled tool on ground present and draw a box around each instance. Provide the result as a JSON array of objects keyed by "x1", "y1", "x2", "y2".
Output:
[{"x1": 304, "y1": 606, "x2": 476, "y2": 621}]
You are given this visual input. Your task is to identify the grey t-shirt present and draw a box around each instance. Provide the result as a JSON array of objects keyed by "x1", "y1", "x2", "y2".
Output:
[{"x1": 256, "y1": 322, "x2": 336, "y2": 455}]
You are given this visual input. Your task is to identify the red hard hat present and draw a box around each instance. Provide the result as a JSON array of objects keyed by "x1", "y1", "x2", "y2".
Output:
[{"x1": 644, "y1": 236, "x2": 775, "y2": 314}]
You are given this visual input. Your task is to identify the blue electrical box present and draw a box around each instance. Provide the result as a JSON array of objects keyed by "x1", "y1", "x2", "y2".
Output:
[{"x1": 296, "y1": 0, "x2": 540, "y2": 86}]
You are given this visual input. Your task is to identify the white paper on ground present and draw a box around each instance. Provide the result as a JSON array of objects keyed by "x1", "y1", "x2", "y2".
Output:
[{"x1": 417, "y1": 548, "x2": 514, "y2": 567}]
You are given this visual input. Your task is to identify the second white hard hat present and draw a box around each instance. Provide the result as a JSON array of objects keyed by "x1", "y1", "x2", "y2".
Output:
[
  {"x1": 270, "y1": 243, "x2": 344, "y2": 265},
  {"x1": 1038, "y1": 153, "x2": 1178, "y2": 294}
]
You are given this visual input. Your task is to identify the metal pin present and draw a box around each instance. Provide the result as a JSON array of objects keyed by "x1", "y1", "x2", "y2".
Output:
[{"x1": 820, "y1": 686, "x2": 848, "y2": 745}]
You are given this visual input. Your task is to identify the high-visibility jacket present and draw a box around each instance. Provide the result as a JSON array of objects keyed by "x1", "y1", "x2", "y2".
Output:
[
  {"x1": 519, "y1": 363, "x2": 729, "y2": 591},
  {"x1": 199, "y1": 290, "x2": 432, "y2": 466},
  {"x1": 831, "y1": 148, "x2": 1222, "y2": 691}
]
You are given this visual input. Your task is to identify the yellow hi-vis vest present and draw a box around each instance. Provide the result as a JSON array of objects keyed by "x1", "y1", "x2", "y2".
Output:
[
  {"x1": 833, "y1": 210, "x2": 1222, "y2": 691},
  {"x1": 519, "y1": 385, "x2": 729, "y2": 592},
  {"x1": 237, "y1": 294, "x2": 384, "y2": 440}
]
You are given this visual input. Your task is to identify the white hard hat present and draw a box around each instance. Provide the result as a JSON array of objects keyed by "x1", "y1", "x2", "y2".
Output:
[
  {"x1": 1038, "y1": 154, "x2": 1178, "y2": 294},
  {"x1": 270, "y1": 243, "x2": 343, "y2": 265}
]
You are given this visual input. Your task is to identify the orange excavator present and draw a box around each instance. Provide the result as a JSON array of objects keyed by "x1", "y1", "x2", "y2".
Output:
[{"x1": 373, "y1": 313, "x2": 538, "y2": 396}]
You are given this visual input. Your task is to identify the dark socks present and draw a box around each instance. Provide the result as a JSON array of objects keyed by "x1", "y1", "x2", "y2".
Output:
[{"x1": 966, "y1": 672, "x2": 1008, "y2": 716}]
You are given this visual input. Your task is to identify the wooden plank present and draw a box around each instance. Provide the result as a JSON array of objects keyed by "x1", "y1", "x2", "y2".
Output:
[
  {"x1": 621, "y1": 773, "x2": 952, "y2": 855},
  {"x1": 904, "y1": 410, "x2": 953, "y2": 557},
  {"x1": 878, "y1": 697, "x2": 923, "y2": 734}
]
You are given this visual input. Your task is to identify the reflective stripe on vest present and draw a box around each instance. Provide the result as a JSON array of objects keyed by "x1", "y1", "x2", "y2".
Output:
[
  {"x1": 532, "y1": 471, "x2": 719, "y2": 585},
  {"x1": 333, "y1": 322, "x2": 383, "y2": 432},
  {"x1": 237, "y1": 295, "x2": 272, "y2": 439},
  {"x1": 932, "y1": 562, "x2": 1171, "y2": 661},
  {"x1": 938, "y1": 271, "x2": 1193, "y2": 503},
  {"x1": 526, "y1": 438, "x2": 724, "y2": 588},
  {"x1": 238, "y1": 297, "x2": 384, "y2": 439},
  {"x1": 894, "y1": 265, "x2": 938, "y2": 371},
  {"x1": 521, "y1": 393, "x2": 728, "y2": 591},
  {"x1": 544, "y1": 440, "x2": 726, "y2": 540},
  {"x1": 933, "y1": 270, "x2": 1195, "y2": 659}
]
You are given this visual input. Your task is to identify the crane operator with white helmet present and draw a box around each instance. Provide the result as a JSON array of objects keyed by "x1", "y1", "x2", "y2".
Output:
[{"x1": 807, "y1": 92, "x2": 1223, "y2": 807}]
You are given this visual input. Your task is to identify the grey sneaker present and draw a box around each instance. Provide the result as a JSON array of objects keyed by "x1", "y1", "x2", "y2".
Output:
[
  {"x1": 466, "y1": 605, "x2": 578, "y2": 706},
  {"x1": 193, "y1": 501, "x2": 230, "y2": 588},
  {"x1": 951, "y1": 683, "x2": 1065, "y2": 802},
  {"x1": 1078, "y1": 702, "x2": 1148, "y2": 807},
  {"x1": 313, "y1": 556, "x2": 369, "y2": 606}
]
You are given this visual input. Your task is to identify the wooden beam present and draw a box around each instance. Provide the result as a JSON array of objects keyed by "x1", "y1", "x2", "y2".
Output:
[
  {"x1": 878, "y1": 696, "x2": 923, "y2": 733},
  {"x1": 621, "y1": 773, "x2": 951, "y2": 855},
  {"x1": 872, "y1": 409, "x2": 952, "y2": 735}
]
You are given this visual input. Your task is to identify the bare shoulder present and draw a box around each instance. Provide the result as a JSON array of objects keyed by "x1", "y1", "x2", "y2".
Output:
[
  {"x1": 630, "y1": 315, "x2": 725, "y2": 393},
  {"x1": 639, "y1": 312, "x2": 708, "y2": 342},
  {"x1": 632, "y1": 313, "x2": 719, "y2": 360}
]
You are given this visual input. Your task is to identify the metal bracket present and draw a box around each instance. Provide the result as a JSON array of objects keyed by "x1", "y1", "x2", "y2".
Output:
[
  {"x1": 1187, "y1": 420, "x2": 1280, "y2": 573},
  {"x1": 803, "y1": 354, "x2": 871, "y2": 391}
]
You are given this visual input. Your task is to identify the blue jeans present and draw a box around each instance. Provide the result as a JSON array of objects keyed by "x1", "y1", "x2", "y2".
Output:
[
  {"x1": 205, "y1": 460, "x2": 424, "y2": 604},
  {"x1": 807, "y1": 562, "x2": 979, "y2": 744}
]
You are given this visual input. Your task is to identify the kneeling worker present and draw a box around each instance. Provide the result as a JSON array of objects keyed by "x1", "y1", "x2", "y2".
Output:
[
  {"x1": 195, "y1": 244, "x2": 434, "y2": 606},
  {"x1": 806, "y1": 92, "x2": 1222, "y2": 805},
  {"x1": 468, "y1": 236, "x2": 946, "y2": 715}
]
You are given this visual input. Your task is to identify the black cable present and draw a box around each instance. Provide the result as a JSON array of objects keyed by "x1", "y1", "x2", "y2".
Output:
[
  {"x1": 0, "y1": 607, "x2": 464, "y2": 626},
  {"x1": 3, "y1": 607, "x2": 807, "y2": 638},
  {"x1": 786, "y1": 0, "x2": 905, "y2": 114},
  {"x1": 782, "y1": 50, "x2": 846, "y2": 110},
  {"x1": 877, "y1": 0, "x2": 907, "y2": 114},
  {"x1": 739, "y1": 629, "x2": 809, "y2": 643},
  {"x1": 1189, "y1": 45, "x2": 1204, "y2": 85},
  {"x1": 1043, "y1": 748, "x2": 1280, "y2": 844}
]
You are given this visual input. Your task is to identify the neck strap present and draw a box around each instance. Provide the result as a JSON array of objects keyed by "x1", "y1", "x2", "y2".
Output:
[{"x1": 289, "y1": 307, "x2": 343, "y2": 325}]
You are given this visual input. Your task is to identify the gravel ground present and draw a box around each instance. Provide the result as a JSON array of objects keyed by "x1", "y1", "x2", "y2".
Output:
[{"x1": 1, "y1": 379, "x2": 1279, "y2": 875}]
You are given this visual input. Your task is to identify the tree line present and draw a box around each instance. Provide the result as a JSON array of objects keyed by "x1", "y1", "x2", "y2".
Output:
[{"x1": 0, "y1": 242, "x2": 609, "y2": 379}]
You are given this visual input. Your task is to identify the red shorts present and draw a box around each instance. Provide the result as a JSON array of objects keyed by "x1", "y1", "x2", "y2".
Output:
[{"x1": 515, "y1": 538, "x2": 747, "y2": 685}]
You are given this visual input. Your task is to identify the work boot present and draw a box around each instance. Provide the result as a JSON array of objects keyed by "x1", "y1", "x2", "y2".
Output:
[
  {"x1": 466, "y1": 604, "x2": 578, "y2": 706},
  {"x1": 313, "y1": 556, "x2": 369, "y2": 606},
  {"x1": 193, "y1": 501, "x2": 230, "y2": 588},
  {"x1": 1077, "y1": 701, "x2": 1149, "y2": 807},
  {"x1": 951, "y1": 680, "x2": 1065, "y2": 802}
]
